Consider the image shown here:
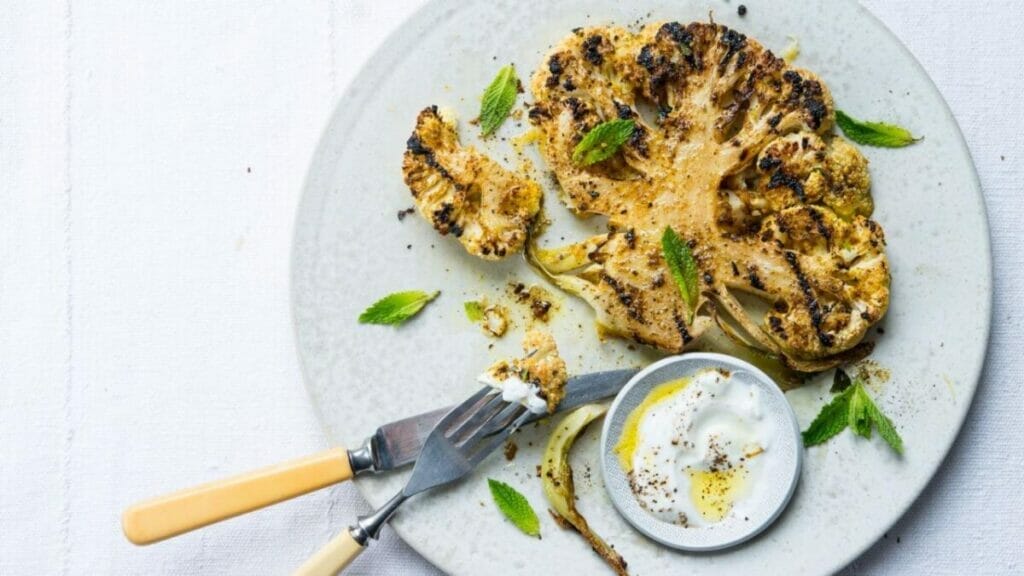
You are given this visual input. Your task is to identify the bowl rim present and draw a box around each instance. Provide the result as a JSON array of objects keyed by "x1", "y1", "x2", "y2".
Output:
[{"x1": 599, "y1": 352, "x2": 804, "y2": 552}]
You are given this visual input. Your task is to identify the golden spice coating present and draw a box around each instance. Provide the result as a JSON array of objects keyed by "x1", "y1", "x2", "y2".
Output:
[
  {"x1": 484, "y1": 330, "x2": 568, "y2": 413},
  {"x1": 527, "y1": 22, "x2": 889, "y2": 371},
  {"x1": 402, "y1": 106, "x2": 542, "y2": 259},
  {"x1": 518, "y1": 330, "x2": 568, "y2": 412}
]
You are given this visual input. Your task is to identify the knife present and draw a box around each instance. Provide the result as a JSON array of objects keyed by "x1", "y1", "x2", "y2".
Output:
[{"x1": 121, "y1": 368, "x2": 638, "y2": 545}]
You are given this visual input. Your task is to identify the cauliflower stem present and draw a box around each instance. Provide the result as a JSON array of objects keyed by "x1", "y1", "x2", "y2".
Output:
[{"x1": 541, "y1": 404, "x2": 628, "y2": 575}]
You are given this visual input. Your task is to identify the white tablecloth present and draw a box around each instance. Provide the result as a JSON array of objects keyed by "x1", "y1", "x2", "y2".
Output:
[{"x1": 1, "y1": 1, "x2": 1021, "y2": 574}]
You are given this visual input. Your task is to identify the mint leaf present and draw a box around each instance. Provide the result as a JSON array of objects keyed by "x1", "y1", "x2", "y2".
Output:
[
  {"x1": 661, "y1": 226, "x2": 699, "y2": 322},
  {"x1": 802, "y1": 379, "x2": 904, "y2": 455},
  {"x1": 464, "y1": 300, "x2": 484, "y2": 322},
  {"x1": 831, "y1": 368, "x2": 852, "y2": 393},
  {"x1": 358, "y1": 291, "x2": 439, "y2": 325},
  {"x1": 572, "y1": 119, "x2": 635, "y2": 166},
  {"x1": 480, "y1": 65, "x2": 519, "y2": 136},
  {"x1": 862, "y1": 387, "x2": 904, "y2": 455},
  {"x1": 835, "y1": 110, "x2": 921, "y2": 148},
  {"x1": 487, "y1": 478, "x2": 540, "y2": 537},
  {"x1": 802, "y1": 386, "x2": 853, "y2": 447},
  {"x1": 848, "y1": 385, "x2": 873, "y2": 439}
]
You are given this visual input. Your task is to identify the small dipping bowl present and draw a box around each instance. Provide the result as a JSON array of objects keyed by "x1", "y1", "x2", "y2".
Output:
[{"x1": 600, "y1": 353, "x2": 802, "y2": 552}]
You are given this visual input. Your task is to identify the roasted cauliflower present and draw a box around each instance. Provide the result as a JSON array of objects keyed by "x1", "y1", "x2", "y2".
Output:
[
  {"x1": 403, "y1": 106, "x2": 542, "y2": 259},
  {"x1": 402, "y1": 21, "x2": 890, "y2": 373},
  {"x1": 526, "y1": 21, "x2": 889, "y2": 372}
]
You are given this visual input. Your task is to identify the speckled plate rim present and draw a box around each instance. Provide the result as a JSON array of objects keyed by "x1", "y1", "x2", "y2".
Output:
[
  {"x1": 600, "y1": 353, "x2": 803, "y2": 552},
  {"x1": 288, "y1": 0, "x2": 994, "y2": 573}
]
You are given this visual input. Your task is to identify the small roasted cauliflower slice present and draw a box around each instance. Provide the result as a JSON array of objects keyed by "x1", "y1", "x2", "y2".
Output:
[
  {"x1": 478, "y1": 330, "x2": 568, "y2": 413},
  {"x1": 402, "y1": 106, "x2": 542, "y2": 259}
]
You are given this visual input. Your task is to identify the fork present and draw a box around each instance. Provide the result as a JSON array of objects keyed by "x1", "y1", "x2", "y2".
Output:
[{"x1": 293, "y1": 386, "x2": 529, "y2": 576}]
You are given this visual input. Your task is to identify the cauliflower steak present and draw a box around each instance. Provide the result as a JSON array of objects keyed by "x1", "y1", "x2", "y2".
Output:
[
  {"x1": 527, "y1": 22, "x2": 889, "y2": 371},
  {"x1": 403, "y1": 106, "x2": 542, "y2": 259}
]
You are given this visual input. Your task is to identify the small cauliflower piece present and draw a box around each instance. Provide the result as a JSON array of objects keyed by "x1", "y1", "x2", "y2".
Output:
[
  {"x1": 481, "y1": 304, "x2": 510, "y2": 337},
  {"x1": 478, "y1": 330, "x2": 568, "y2": 413},
  {"x1": 402, "y1": 106, "x2": 542, "y2": 259}
]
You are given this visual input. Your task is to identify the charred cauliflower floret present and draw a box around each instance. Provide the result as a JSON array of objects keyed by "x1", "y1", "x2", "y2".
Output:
[
  {"x1": 526, "y1": 22, "x2": 890, "y2": 371},
  {"x1": 403, "y1": 106, "x2": 542, "y2": 259},
  {"x1": 479, "y1": 330, "x2": 568, "y2": 413}
]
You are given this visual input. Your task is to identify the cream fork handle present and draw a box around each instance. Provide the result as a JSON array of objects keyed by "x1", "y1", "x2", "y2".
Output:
[
  {"x1": 292, "y1": 530, "x2": 365, "y2": 576},
  {"x1": 122, "y1": 447, "x2": 353, "y2": 545}
]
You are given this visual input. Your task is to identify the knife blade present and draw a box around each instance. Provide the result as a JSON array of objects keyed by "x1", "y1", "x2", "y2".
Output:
[{"x1": 354, "y1": 367, "x2": 639, "y2": 474}]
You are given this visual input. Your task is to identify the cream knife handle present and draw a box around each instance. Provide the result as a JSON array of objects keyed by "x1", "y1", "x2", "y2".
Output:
[
  {"x1": 293, "y1": 529, "x2": 365, "y2": 576},
  {"x1": 122, "y1": 447, "x2": 353, "y2": 545}
]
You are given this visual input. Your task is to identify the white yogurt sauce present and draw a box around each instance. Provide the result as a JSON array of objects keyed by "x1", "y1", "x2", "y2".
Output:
[
  {"x1": 617, "y1": 368, "x2": 776, "y2": 528},
  {"x1": 478, "y1": 371, "x2": 549, "y2": 414}
]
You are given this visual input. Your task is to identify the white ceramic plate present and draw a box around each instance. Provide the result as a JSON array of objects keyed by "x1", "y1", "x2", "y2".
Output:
[{"x1": 291, "y1": 1, "x2": 991, "y2": 574}]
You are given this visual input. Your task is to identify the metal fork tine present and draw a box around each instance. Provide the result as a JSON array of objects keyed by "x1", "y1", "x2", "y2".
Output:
[
  {"x1": 464, "y1": 402, "x2": 523, "y2": 444},
  {"x1": 434, "y1": 386, "x2": 493, "y2": 432},
  {"x1": 461, "y1": 403, "x2": 524, "y2": 451},
  {"x1": 404, "y1": 395, "x2": 532, "y2": 496},
  {"x1": 466, "y1": 411, "x2": 532, "y2": 466},
  {"x1": 445, "y1": 391, "x2": 505, "y2": 439}
]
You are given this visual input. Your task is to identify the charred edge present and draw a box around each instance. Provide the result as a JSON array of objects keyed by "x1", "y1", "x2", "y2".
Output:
[
  {"x1": 784, "y1": 251, "x2": 834, "y2": 347},
  {"x1": 736, "y1": 50, "x2": 748, "y2": 69},
  {"x1": 546, "y1": 54, "x2": 564, "y2": 88},
  {"x1": 804, "y1": 98, "x2": 827, "y2": 130},
  {"x1": 783, "y1": 70, "x2": 804, "y2": 99},
  {"x1": 562, "y1": 77, "x2": 576, "y2": 91},
  {"x1": 406, "y1": 133, "x2": 454, "y2": 182},
  {"x1": 801, "y1": 79, "x2": 827, "y2": 126},
  {"x1": 431, "y1": 202, "x2": 460, "y2": 237},
  {"x1": 758, "y1": 155, "x2": 782, "y2": 172},
  {"x1": 528, "y1": 105, "x2": 551, "y2": 122},
  {"x1": 630, "y1": 124, "x2": 650, "y2": 157},
  {"x1": 768, "y1": 316, "x2": 788, "y2": 340},
  {"x1": 767, "y1": 113, "x2": 783, "y2": 129},
  {"x1": 531, "y1": 299, "x2": 552, "y2": 320},
  {"x1": 601, "y1": 273, "x2": 642, "y2": 321},
  {"x1": 565, "y1": 97, "x2": 587, "y2": 121},
  {"x1": 783, "y1": 70, "x2": 826, "y2": 129},
  {"x1": 615, "y1": 101, "x2": 634, "y2": 120},
  {"x1": 660, "y1": 22, "x2": 698, "y2": 68},
  {"x1": 637, "y1": 45, "x2": 656, "y2": 72},
  {"x1": 637, "y1": 44, "x2": 680, "y2": 94},
  {"x1": 674, "y1": 312, "x2": 694, "y2": 345},
  {"x1": 731, "y1": 261, "x2": 741, "y2": 276},
  {"x1": 767, "y1": 169, "x2": 805, "y2": 200},
  {"x1": 718, "y1": 27, "x2": 747, "y2": 70},
  {"x1": 807, "y1": 208, "x2": 832, "y2": 244},
  {"x1": 660, "y1": 22, "x2": 692, "y2": 46},
  {"x1": 747, "y1": 266, "x2": 766, "y2": 290},
  {"x1": 582, "y1": 34, "x2": 605, "y2": 65}
]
